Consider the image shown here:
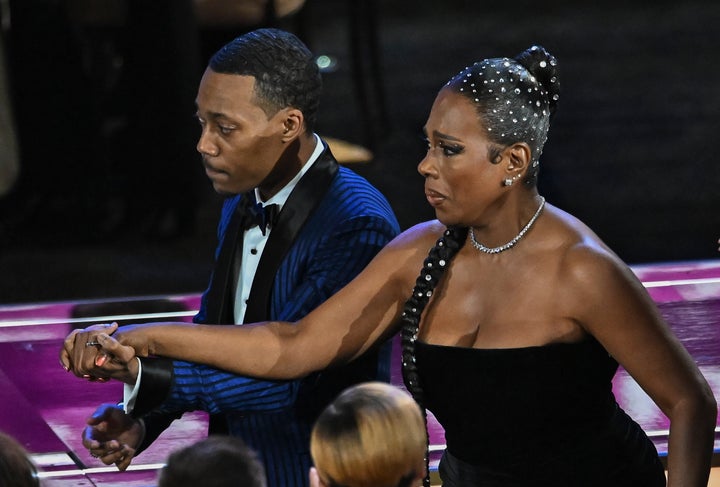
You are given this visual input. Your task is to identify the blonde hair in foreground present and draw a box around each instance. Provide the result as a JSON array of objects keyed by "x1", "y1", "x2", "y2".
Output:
[{"x1": 310, "y1": 382, "x2": 426, "y2": 487}]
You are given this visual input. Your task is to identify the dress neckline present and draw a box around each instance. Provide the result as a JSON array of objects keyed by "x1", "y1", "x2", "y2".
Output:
[{"x1": 415, "y1": 337, "x2": 595, "y2": 353}]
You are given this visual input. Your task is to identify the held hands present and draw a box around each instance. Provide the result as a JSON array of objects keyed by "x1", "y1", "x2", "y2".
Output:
[
  {"x1": 61, "y1": 326, "x2": 153, "y2": 471},
  {"x1": 59, "y1": 323, "x2": 144, "y2": 384},
  {"x1": 83, "y1": 403, "x2": 143, "y2": 471}
]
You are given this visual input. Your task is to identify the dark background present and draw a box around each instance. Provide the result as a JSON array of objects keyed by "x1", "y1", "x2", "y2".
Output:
[{"x1": 1, "y1": 0, "x2": 718, "y2": 305}]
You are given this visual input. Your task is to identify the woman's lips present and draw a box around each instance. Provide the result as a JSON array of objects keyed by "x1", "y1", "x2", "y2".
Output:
[{"x1": 425, "y1": 188, "x2": 446, "y2": 207}]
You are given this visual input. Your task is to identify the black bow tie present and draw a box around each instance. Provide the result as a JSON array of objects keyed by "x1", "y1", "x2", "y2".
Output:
[{"x1": 238, "y1": 195, "x2": 279, "y2": 236}]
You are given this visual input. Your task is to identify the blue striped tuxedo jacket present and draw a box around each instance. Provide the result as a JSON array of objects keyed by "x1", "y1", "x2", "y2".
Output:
[{"x1": 132, "y1": 144, "x2": 400, "y2": 486}]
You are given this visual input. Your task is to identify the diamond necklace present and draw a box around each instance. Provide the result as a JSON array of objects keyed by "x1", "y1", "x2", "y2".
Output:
[{"x1": 469, "y1": 197, "x2": 546, "y2": 254}]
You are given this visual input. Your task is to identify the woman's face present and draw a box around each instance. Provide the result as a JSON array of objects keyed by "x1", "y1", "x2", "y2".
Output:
[{"x1": 419, "y1": 87, "x2": 506, "y2": 226}]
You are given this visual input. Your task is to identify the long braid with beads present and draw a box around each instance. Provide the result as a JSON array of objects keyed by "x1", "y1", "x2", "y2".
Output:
[{"x1": 400, "y1": 226, "x2": 468, "y2": 487}]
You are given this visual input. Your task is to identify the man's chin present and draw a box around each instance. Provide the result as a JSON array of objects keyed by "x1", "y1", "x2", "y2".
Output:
[
  {"x1": 209, "y1": 178, "x2": 254, "y2": 197},
  {"x1": 211, "y1": 182, "x2": 242, "y2": 197}
]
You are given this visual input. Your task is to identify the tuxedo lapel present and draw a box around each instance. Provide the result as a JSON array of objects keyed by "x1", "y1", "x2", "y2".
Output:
[
  {"x1": 202, "y1": 195, "x2": 247, "y2": 324},
  {"x1": 243, "y1": 145, "x2": 339, "y2": 323}
]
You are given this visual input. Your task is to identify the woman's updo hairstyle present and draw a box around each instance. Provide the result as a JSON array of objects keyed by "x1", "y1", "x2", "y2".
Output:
[{"x1": 446, "y1": 45, "x2": 560, "y2": 185}]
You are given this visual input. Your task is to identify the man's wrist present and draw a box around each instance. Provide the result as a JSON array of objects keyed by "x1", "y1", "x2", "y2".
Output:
[
  {"x1": 134, "y1": 418, "x2": 146, "y2": 450},
  {"x1": 127, "y1": 356, "x2": 140, "y2": 384}
]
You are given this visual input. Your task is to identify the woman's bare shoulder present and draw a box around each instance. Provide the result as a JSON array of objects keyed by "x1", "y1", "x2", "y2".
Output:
[
  {"x1": 546, "y1": 204, "x2": 633, "y2": 288},
  {"x1": 385, "y1": 219, "x2": 448, "y2": 250},
  {"x1": 366, "y1": 220, "x2": 449, "y2": 283}
]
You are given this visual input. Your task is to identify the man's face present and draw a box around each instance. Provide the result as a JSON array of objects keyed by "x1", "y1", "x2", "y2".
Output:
[{"x1": 195, "y1": 68, "x2": 289, "y2": 196}]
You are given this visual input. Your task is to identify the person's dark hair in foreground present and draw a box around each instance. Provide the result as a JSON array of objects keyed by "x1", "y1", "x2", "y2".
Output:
[
  {"x1": 64, "y1": 44, "x2": 717, "y2": 487},
  {"x1": 158, "y1": 435, "x2": 266, "y2": 487},
  {"x1": 0, "y1": 431, "x2": 39, "y2": 487}
]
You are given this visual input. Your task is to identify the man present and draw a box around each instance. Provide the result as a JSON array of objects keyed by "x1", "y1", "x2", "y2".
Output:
[{"x1": 68, "y1": 28, "x2": 399, "y2": 487}]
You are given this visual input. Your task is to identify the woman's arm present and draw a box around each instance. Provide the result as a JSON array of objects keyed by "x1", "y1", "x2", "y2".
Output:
[
  {"x1": 563, "y1": 245, "x2": 717, "y2": 487},
  {"x1": 62, "y1": 224, "x2": 437, "y2": 381},
  {"x1": 142, "y1": 235, "x2": 421, "y2": 377}
]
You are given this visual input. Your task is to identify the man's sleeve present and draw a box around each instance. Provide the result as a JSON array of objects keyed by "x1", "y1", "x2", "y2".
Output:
[
  {"x1": 276, "y1": 214, "x2": 399, "y2": 320},
  {"x1": 128, "y1": 357, "x2": 299, "y2": 453},
  {"x1": 130, "y1": 214, "x2": 398, "y2": 418},
  {"x1": 145, "y1": 360, "x2": 298, "y2": 415},
  {"x1": 127, "y1": 197, "x2": 239, "y2": 452}
]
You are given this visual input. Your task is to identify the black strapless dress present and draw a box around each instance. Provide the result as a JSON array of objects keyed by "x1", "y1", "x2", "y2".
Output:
[{"x1": 414, "y1": 338, "x2": 666, "y2": 486}]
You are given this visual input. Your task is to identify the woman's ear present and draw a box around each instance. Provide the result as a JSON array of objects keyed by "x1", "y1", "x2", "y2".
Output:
[{"x1": 505, "y1": 142, "x2": 531, "y2": 172}]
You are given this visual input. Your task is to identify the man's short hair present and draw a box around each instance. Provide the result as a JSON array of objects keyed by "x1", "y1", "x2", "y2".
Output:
[
  {"x1": 209, "y1": 28, "x2": 322, "y2": 131},
  {"x1": 158, "y1": 435, "x2": 267, "y2": 487}
]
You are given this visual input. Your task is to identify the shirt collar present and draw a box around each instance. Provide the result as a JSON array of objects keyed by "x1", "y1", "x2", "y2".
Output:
[{"x1": 254, "y1": 133, "x2": 323, "y2": 209}]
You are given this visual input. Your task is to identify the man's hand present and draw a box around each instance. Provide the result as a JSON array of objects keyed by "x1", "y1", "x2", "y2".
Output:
[
  {"x1": 60, "y1": 323, "x2": 140, "y2": 384},
  {"x1": 83, "y1": 403, "x2": 143, "y2": 471}
]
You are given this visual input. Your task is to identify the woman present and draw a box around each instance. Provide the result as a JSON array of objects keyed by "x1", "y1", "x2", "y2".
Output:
[
  {"x1": 63, "y1": 45, "x2": 717, "y2": 486},
  {"x1": 309, "y1": 382, "x2": 426, "y2": 487}
]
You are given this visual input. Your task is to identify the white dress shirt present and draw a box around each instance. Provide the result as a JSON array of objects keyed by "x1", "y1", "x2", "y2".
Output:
[{"x1": 234, "y1": 133, "x2": 323, "y2": 323}]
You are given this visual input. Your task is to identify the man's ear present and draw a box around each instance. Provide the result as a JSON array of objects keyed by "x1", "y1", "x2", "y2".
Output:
[{"x1": 281, "y1": 108, "x2": 304, "y2": 141}]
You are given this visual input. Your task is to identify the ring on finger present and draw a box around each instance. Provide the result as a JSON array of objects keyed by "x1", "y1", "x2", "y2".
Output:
[{"x1": 85, "y1": 341, "x2": 101, "y2": 347}]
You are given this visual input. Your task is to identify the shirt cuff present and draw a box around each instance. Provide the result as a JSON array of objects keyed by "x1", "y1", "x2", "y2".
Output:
[
  {"x1": 123, "y1": 357, "x2": 143, "y2": 414},
  {"x1": 129, "y1": 356, "x2": 175, "y2": 418}
]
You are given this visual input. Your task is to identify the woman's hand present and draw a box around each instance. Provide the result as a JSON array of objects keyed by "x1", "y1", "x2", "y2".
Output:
[
  {"x1": 60, "y1": 322, "x2": 119, "y2": 376},
  {"x1": 59, "y1": 322, "x2": 146, "y2": 384}
]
